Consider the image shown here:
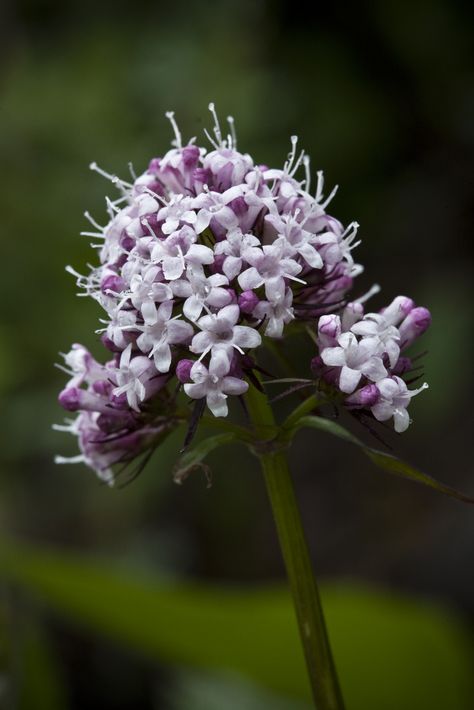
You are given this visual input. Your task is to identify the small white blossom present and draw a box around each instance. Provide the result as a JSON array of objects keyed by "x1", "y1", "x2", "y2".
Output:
[
  {"x1": 371, "y1": 377, "x2": 428, "y2": 433},
  {"x1": 320, "y1": 332, "x2": 387, "y2": 393},
  {"x1": 214, "y1": 228, "x2": 260, "y2": 280},
  {"x1": 254, "y1": 288, "x2": 294, "y2": 337},
  {"x1": 184, "y1": 358, "x2": 248, "y2": 417},
  {"x1": 238, "y1": 244, "x2": 304, "y2": 303},
  {"x1": 190, "y1": 304, "x2": 261, "y2": 369},
  {"x1": 137, "y1": 301, "x2": 194, "y2": 373},
  {"x1": 113, "y1": 344, "x2": 154, "y2": 411}
]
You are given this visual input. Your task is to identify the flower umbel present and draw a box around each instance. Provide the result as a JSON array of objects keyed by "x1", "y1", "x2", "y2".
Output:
[{"x1": 56, "y1": 105, "x2": 431, "y2": 482}]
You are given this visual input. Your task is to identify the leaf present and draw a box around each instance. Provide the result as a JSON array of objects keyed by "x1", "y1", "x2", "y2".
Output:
[
  {"x1": 0, "y1": 541, "x2": 473, "y2": 710},
  {"x1": 173, "y1": 433, "x2": 239, "y2": 485},
  {"x1": 292, "y1": 415, "x2": 474, "y2": 504}
]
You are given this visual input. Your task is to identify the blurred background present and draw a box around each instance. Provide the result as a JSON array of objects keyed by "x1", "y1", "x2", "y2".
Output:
[{"x1": 0, "y1": 0, "x2": 473, "y2": 708}]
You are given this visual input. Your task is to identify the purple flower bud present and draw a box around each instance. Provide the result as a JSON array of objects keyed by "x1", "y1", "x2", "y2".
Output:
[
  {"x1": 92, "y1": 380, "x2": 112, "y2": 396},
  {"x1": 239, "y1": 290, "x2": 259, "y2": 315},
  {"x1": 346, "y1": 384, "x2": 380, "y2": 408},
  {"x1": 101, "y1": 334, "x2": 122, "y2": 353},
  {"x1": 209, "y1": 253, "x2": 226, "y2": 274},
  {"x1": 399, "y1": 307, "x2": 431, "y2": 349},
  {"x1": 120, "y1": 233, "x2": 135, "y2": 252},
  {"x1": 58, "y1": 387, "x2": 81, "y2": 411},
  {"x1": 380, "y1": 296, "x2": 415, "y2": 326},
  {"x1": 182, "y1": 144, "x2": 200, "y2": 169},
  {"x1": 317, "y1": 314, "x2": 341, "y2": 348},
  {"x1": 228, "y1": 196, "x2": 248, "y2": 217},
  {"x1": 391, "y1": 356, "x2": 412, "y2": 376},
  {"x1": 101, "y1": 274, "x2": 125, "y2": 295},
  {"x1": 148, "y1": 158, "x2": 161, "y2": 174},
  {"x1": 176, "y1": 359, "x2": 194, "y2": 384}
]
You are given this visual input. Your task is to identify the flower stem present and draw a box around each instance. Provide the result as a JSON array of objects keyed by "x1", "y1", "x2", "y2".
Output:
[{"x1": 246, "y1": 385, "x2": 345, "y2": 710}]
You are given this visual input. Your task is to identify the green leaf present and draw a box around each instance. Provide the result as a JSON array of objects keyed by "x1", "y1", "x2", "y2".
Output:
[
  {"x1": 0, "y1": 541, "x2": 473, "y2": 710},
  {"x1": 292, "y1": 415, "x2": 474, "y2": 504},
  {"x1": 173, "y1": 432, "x2": 239, "y2": 484}
]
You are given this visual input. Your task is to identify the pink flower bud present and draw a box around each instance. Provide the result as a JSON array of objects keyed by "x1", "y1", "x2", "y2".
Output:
[
  {"x1": 176, "y1": 359, "x2": 194, "y2": 384},
  {"x1": 399, "y1": 307, "x2": 431, "y2": 348},
  {"x1": 239, "y1": 290, "x2": 259, "y2": 315},
  {"x1": 381, "y1": 296, "x2": 415, "y2": 326},
  {"x1": 346, "y1": 384, "x2": 380, "y2": 408},
  {"x1": 317, "y1": 314, "x2": 341, "y2": 348}
]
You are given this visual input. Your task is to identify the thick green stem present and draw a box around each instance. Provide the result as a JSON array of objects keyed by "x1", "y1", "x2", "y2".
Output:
[{"x1": 246, "y1": 386, "x2": 345, "y2": 710}]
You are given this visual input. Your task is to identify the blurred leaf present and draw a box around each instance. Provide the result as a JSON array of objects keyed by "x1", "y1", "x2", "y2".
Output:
[
  {"x1": 292, "y1": 415, "x2": 474, "y2": 503},
  {"x1": 7, "y1": 604, "x2": 68, "y2": 710},
  {"x1": 0, "y1": 541, "x2": 473, "y2": 710}
]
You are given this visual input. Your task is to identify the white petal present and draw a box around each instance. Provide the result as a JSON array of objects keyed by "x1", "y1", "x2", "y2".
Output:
[
  {"x1": 393, "y1": 408, "x2": 410, "y2": 433},
  {"x1": 238, "y1": 267, "x2": 262, "y2": 291},
  {"x1": 207, "y1": 391, "x2": 228, "y2": 417},
  {"x1": 232, "y1": 325, "x2": 261, "y2": 349},
  {"x1": 320, "y1": 347, "x2": 346, "y2": 367},
  {"x1": 222, "y1": 376, "x2": 248, "y2": 396},
  {"x1": 339, "y1": 366, "x2": 361, "y2": 394},
  {"x1": 163, "y1": 255, "x2": 184, "y2": 281}
]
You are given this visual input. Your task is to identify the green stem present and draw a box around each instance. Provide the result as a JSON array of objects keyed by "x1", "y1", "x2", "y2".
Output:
[{"x1": 246, "y1": 385, "x2": 345, "y2": 710}]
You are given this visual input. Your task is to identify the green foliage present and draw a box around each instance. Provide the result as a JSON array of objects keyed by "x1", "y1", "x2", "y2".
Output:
[{"x1": 0, "y1": 540, "x2": 472, "y2": 710}]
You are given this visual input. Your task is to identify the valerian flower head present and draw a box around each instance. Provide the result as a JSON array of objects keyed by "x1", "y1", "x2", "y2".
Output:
[{"x1": 56, "y1": 105, "x2": 431, "y2": 482}]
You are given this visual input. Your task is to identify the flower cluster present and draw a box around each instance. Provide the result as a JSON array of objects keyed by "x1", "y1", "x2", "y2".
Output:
[
  {"x1": 311, "y1": 297, "x2": 430, "y2": 432},
  {"x1": 56, "y1": 105, "x2": 431, "y2": 482}
]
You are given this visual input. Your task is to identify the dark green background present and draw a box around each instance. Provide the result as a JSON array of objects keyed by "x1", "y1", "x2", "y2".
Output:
[{"x1": 0, "y1": 1, "x2": 473, "y2": 707}]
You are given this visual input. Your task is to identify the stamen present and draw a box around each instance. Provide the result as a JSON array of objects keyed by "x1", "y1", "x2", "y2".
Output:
[
  {"x1": 84, "y1": 211, "x2": 104, "y2": 231},
  {"x1": 227, "y1": 115, "x2": 237, "y2": 149},
  {"x1": 165, "y1": 111, "x2": 183, "y2": 149},
  {"x1": 303, "y1": 155, "x2": 311, "y2": 192},
  {"x1": 355, "y1": 283, "x2": 381, "y2": 305},
  {"x1": 284, "y1": 136, "x2": 298, "y2": 174},
  {"x1": 208, "y1": 102, "x2": 223, "y2": 146}
]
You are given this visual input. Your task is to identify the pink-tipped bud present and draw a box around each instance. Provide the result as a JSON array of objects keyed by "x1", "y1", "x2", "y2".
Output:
[
  {"x1": 346, "y1": 384, "x2": 380, "y2": 408},
  {"x1": 58, "y1": 387, "x2": 81, "y2": 411},
  {"x1": 317, "y1": 314, "x2": 341, "y2": 348},
  {"x1": 381, "y1": 296, "x2": 415, "y2": 326},
  {"x1": 239, "y1": 290, "x2": 259, "y2": 315},
  {"x1": 176, "y1": 359, "x2": 194, "y2": 384},
  {"x1": 341, "y1": 302, "x2": 364, "y2": 331},
  {"x1": 399, "y1": 307, "x2": 431, "y2": 348},
  {"x1": 101, "y1": 274, "x2": 125, "y2": 295}
]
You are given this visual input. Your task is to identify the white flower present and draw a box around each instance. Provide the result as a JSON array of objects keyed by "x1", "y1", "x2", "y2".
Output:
[
  {"x1": 172, "y1": 267, "x2": 231, "y2": 322},
  {"x1": 102, "y1": 306, "x2": 138, "y2": 349},
  {"x1": 158, "y1": 195, "x2": 199, "y2": 235},
  {"x1": 254, "y1": 288, "x2": 294, "y2": 338},
  {"x1": 184, "y1": 358, "x2": 248, "y2": 417},
  {"x1": 189, "y1": 304, "x2": 261, "y2": 368},
  {"x1": 136, "y1": 300, "x2": 194, "y2": 373},
  {"x1": 150, "y1": 225, "x2": 214, "y2": 281},
  {"x1": 113, "y1": 344, "x2": 154, "y2": 411},
  {"x1": 371, "y1": 376, "x2": 428, "y2": 433},
  {"x1": 128, "y1": 265, "x2": 173, "y2": 310},
  {"x1": 314, "y1": 222, "x2": 360, "y2": 268},
  {"x1": 192, "y1": 187, "x2": 244, "y2": 233},
  {"x1": 320, "y1": 331, "x2": 387, "y2": 393},
  {"x1": 238, "y1": 244, "x2": 304, "y2": 303},
  {"x1": 350, "y1": 313, "x2": 400, "y2": 368},
  {"x1": 214, "y1": 228, "x2": 260, "y2": 280},
  {"x1": 265, "y1": 213, "x2": 323, "y2": 269}
]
